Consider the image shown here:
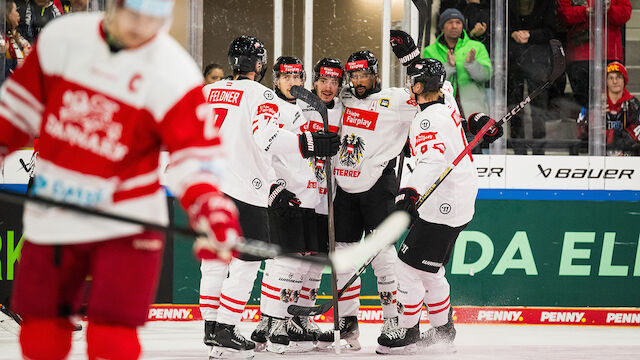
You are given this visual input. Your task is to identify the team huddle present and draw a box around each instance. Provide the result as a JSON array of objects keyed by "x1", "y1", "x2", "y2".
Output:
[{"x1": 0, "y1": 1, "x2": 503, "y2": 359}]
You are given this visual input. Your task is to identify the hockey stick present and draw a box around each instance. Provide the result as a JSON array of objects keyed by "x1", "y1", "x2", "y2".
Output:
[
  {"x1": 0, "y1": 188, "x2": 345, "y2": 269},
  {"x1": 289, "y1": 85, "x2": 342, "y2": 352},
  {"x1": 415, "y1": 39, "x2": 566, "y2": 209}
]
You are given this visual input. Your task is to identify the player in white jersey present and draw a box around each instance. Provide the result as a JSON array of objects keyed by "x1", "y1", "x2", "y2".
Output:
[
  {"x1": 376, "y1": 57, "x2": 502, "y2": 354},
  {"x1": 329, "y1": 46, "x2": 419, "y2": 344},
  {"x1": 199, "y1": 40, "x2": 340, "y2": 359},
  {"x1": 0, "y1": 1, "x2": 242, "y2": 359}
]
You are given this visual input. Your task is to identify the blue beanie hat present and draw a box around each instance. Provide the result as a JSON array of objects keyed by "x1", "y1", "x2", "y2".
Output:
[{"x1": 438, "y1": 8, "x2": 465, "y2": 29}]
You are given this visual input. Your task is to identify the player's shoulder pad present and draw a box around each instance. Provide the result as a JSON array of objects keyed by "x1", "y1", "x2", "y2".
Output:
[{"x1": 37, "y1": 12, "x2": 100, "y2": 65}]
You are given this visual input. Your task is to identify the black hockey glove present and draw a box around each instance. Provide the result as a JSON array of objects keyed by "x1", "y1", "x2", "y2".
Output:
[
  {"x1": 298, "y1": 131, "x2": 340, "y2": 158},
  {"x1": 390, "y1": 30, "x2": 420, "y2": 66},
  {"x1": 395, "y1": 187, "x2": 420, "y2": 223},
  {"x1": 467, "y1": 112, "x2": 504, "y2": 144},
  {"x1": 610, "y1": 129, "x2": 639, "y2": 154},
  {"x1": 269, "y1": 183, "x2": 301, "y2": 217}
]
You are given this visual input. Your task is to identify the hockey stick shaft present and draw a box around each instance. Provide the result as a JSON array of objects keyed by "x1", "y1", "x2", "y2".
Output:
[
  {"x1": 0, "y1": 188, "x2": 331, "y2": 267},
  {"x1": 415, "y1": 40, "x2": 565, "y2": 209}
]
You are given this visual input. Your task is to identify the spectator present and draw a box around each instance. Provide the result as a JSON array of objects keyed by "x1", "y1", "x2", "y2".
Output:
[
  {"x1": 16, "y1": 0, "x2": 67, "y2": 43},
  {"x1": 423, "y1": 8, "x2": 492, "y2": 117},
  {"x1": 557, "y1": 0, "x2": 631, "y2": 109},
  {"x1": 604, "y1": 62, "x2": 640, "y2": 155},
  {"x1": 463, "y1": 0, "x2": 490, "y2": 54},
  {"x1": 507, "y1": 0, "x2": 558, "y2": 155},
  {"x1": 4, "y1": 0, "x2": 32, "y2": 78},
  {"x1": 203, "y1": 63, "x2": 224, "y2": 85}
]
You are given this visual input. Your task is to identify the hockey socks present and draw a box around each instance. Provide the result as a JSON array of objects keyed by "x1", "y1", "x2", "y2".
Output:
[
  {"x1": 20, "y1": 317, "x2": 73, "y2": 360},
  {"x1": 86, "y1": 321, "x2": 140, "y2": 360}
]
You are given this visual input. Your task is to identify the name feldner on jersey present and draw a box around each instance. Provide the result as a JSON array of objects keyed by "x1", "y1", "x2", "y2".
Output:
[
  {"x1": 405, "y1": 96, "x2": 478, "y2": 227},
  {"x1": 270, "y1": 98, "x2": 318, "y2": 209},
  {"x1": 298, "y1": 97, "x2": 342, "y2": 215},
  {"x1": 0, "y1": 13, "x2": 223, "y2": 243},
  {"x1": 336, "y1": 87, "x2": 415, "y2": 193},
  {"x1": 203, "y1": 79, "x2": 302, "y2": 207}
]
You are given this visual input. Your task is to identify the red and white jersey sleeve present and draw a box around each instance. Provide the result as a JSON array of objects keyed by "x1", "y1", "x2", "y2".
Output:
[
  {"x1": 0, "y1": 13, "x2": 220, "y2": 244},
  {"x1": 298, "y1": 97, "x2": 343, "y2": 215},
  {"x1": 336, "y1": 87, "x2": 415, "y2": 193},
  {"x1": 269, "y1": 98, "x2": 318, "y2": 209},
  {"x1": 406, "y1": 100, "x2": 478, "y2": 227}
]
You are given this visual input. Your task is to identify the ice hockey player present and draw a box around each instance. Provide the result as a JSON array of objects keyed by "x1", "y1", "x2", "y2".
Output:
[
  {"x1": 200, "y1": 41, "x2": 340, "y2": 359},
  {"x1": 248, "y1": 56, "x2": 324, "y2": 354},
  {"x1": 287, "y1": 57, "x2": 345, "y2": 351},
  {"x1": 376, "y1": 58, "x2": 502, "y2": 354},
  {"x1": 325, "y1": 39, "x2": 420, "y2": 347},
  {"x1": 0, "y1": 1, "x2": 243, "y2": 359}
]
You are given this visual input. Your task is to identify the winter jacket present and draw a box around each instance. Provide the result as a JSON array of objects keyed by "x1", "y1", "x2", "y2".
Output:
[
  {"x1": 557, "y1": 0, "x2": 631, "y2": 62},
  {"x1": 422, "y1": 30, "x2": 492, "y2": 116}
]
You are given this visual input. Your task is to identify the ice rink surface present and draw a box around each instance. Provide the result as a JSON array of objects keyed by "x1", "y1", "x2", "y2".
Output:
[{"x1": 2, "y1": 321, "x2": 640, "y2": 359}]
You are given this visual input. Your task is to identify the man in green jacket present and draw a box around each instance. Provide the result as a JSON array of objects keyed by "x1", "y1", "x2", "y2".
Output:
[{"x1": 423, "y1": 8, "x2": 492, "y2": 117}]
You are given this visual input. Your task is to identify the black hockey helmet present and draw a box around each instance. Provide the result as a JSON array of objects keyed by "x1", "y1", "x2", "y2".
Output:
[
  {"x1": 406, "y1": 58, "x2": 446, "y2": 93},
  {"x1": 345, "y1": 50, "x2": 378, "y2": 77},
  {"x1": 313, "y1": 57, "x2": 344, "y2": 84},
  {"x1": 273, "y1": 56, "x2": 306, "y2": 83},
  {"x1": 228, "y1": 35, "x2": 268, "y2": 81}
]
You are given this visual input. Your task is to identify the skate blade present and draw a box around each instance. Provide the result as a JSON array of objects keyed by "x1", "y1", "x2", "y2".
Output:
[
  {"x1": 375, "y1": 343, "x2": 418, "y2": 355},
  {"x1": 266, "y1": 342, "x2": 288, "y2": 354},
  {"x1": 285, "y1": 341, "x2": 315, "y2": 353},
  {"x1": 208, "y1": 346, "x2": 255, "y2": 359}
]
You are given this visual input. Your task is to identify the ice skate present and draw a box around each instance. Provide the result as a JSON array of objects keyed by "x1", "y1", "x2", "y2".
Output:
[
  {"x1": 286, "y1": 315, "x2": 319, "y2": 352},
  {"x1": 417, "y1": 308, "x2": 457, "y2": 353},
  {"x1": 316, "y1": 316, "x2": 361, "y2": 351},
  {"x1": 203, "y1": 320, "x2": 217, "y2": 346},
  {"x1": 266, "y1": 317, "x2": 289, "y2": 354},
  {"x1": 250, "y1": 315, "x2": 270, "y2": 352},
  {"x1": 208, "y1": 322, "x2": 255, "y2": 359},
  {"x1": 376, "y1": 322, "x2": 419, "y2": 355},
  {"x1": 0, "y1": 305, "x2": 21, "y2": 335}
]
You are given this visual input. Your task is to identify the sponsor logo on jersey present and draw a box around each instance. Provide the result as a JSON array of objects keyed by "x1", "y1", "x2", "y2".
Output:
[
  {"x1": 416, "y1": 132, "x2": 438, "y2": 146},
  {"x1": 379, "y1": 98, "x2": 390, "y2": 108},
  {"x1": 540, "y1": 311, "x2": 585, "y2": 323},
  {"x1": 420, "y1": 119, "x2": 431, "y2": 130},
  {"x1": 45, "y1": 90, "x2": 128, "y2": 162},
  {"x1": 257, "y1": 103, "x2": 279, "y2": 116},
  {"x1": 303, "y1": 121, "x2": 339, "y2": 133},
  {"x1": 439, "y1": 203, "x2": 451, "y2": 214},
  {"x1": 346, "y1": 60, "x2": 368, "y2": 71},
  {"x1": 264, "y1": 90, "x2": 275, "y2": 100},
  {"x1": 478, "y1": 310, "x2": 523, "y2": 322},
  {"x1": 207, "y1": 88, "x2": 243, "y2": 106},
  {"x1": 334, "y1": 168, "x2": 361, "y2": 178},
  {"x1": 320, "y1": 67, "x2": 342, "y2": 77},
  {"x1": 342, "y1": 107, "x2": 378, "y2": 130},
  {"x1": 338, "y1": 134, "x2": 365, "y2": 167}
]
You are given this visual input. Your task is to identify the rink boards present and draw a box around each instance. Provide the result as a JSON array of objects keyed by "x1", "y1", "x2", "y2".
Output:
[{"x1": 1, "y1": 152, "x2": 640, "y2": 327}]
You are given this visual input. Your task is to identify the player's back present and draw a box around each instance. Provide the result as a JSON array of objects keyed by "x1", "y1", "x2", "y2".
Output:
[{"x1": 203, "y1": 79, "x2": 277, "y2": 207}]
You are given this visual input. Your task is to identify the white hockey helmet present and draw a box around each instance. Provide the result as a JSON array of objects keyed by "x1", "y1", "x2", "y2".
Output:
[{"x1": 120, "y1": 0, "x2": 174, "y2": 17}]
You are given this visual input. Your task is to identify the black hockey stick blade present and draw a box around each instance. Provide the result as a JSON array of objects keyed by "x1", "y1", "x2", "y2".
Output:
[
  {"x1": 548, "y1": 39, "x2": 566, "y2": 82},
  {"x1": 0, "y1": 188, "x2": 331, "y2": 267},
  {"x1": 290, "y1": 85, "x2": 329, "y2": 129}
]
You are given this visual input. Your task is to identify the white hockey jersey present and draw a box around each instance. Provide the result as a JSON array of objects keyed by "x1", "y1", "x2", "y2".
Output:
[
  {"x1": 269, "y1": 98, "x2": 318, "y2": 209},
  {"x1": 203, "y1": 79, "x2": 301, "y2": 207},
  {"x1": 298, "y1": 97, "x2": 343, "y2": 215},
  {"x1": 0, "y1": 13, "x2": 223, "y2": 243},
  {"x1": 336, "y1": 87, "x2": 415, "y2": 193},
  {"x1": 405, "y1": 98, "x2": 478, "y2": 227}
]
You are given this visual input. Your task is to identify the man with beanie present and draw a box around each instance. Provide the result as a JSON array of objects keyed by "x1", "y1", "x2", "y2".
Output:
[
  {"x1": 423, "y1": 8, "x2": 492, "y2": 117},
  {"x1": 604, "y1": 62, "x2": 640, "y2": 155}
]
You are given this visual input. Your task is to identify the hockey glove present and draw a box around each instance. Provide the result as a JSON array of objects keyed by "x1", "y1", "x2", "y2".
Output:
[
  {"x1": 188, "y1": 193, "x2": 242, "y2": 262},
  {"x1": 611, "y1": 129, "x2": 639, "y2": 154},
  {"x1": 298, "y1": 131, "x2": 340, "y2": 158},
  {"x1": 269, "y1": 183, "x2": 302, "y2": 217},
  {"x1": 390, "y1": 30, "x2": 420, "y2": 66},
  {"x1": 467, "y1": 112, "x2": 504, "y2": 144},
  {"x1": 395, "y1": 187, "x2": 420, "y2": 223}
]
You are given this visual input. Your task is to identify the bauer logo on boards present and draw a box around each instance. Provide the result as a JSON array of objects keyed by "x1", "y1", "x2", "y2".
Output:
[{"x1": 207, "y1": 89, "x2": 243, "y2": 106}]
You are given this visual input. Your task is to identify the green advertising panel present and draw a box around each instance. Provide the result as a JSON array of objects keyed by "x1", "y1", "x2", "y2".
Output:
[{"x1": 172, "y1": 199, "x2": 640, "y2": 307}]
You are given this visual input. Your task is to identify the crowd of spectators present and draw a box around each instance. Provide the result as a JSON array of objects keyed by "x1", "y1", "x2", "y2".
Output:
[{"x1": 431, "y1": 0, "x2": 637, "y2": 156}]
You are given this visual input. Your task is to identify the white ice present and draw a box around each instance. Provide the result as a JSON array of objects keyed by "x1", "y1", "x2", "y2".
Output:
[{"x1": 2, "y1": 321, "x2": 640, "y2": 359}]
